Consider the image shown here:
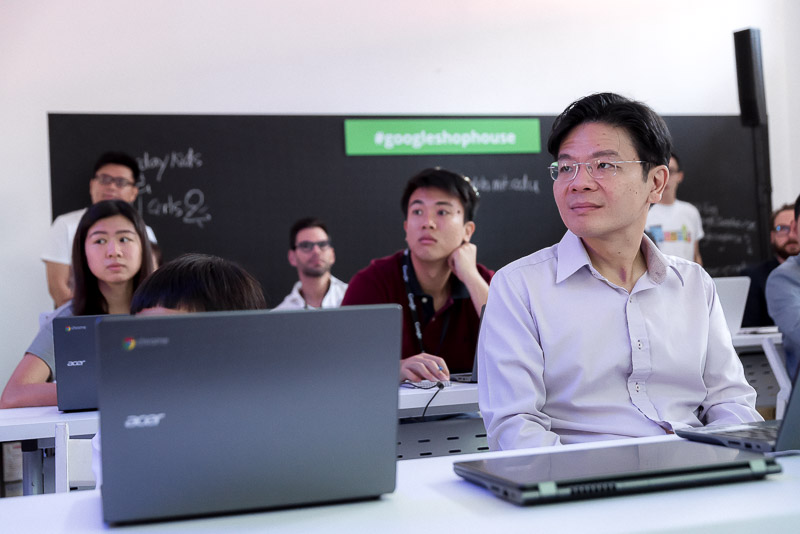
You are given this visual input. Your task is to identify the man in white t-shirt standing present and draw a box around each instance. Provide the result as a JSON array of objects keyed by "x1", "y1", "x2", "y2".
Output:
[
  {"x1": 645, "y1": 152, "x2": 704, "y2": 263},
  {"x1": 42, "y1": 151, "x2": 157, "y2": 307}
]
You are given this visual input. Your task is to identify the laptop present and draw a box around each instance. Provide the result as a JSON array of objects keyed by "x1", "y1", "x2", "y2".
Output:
[
  {"x1": 97, "y1": 305, "x2": 402, "y2": 524},
  {"x1": 53, "y1": 315, "x2": 102, "y2": 412},
  {"x1": 453, "y1": 439, "x2": 780, "y2": 505},
  {"x1": 676, "y1": 371, "x2": 800, "y2": 452},
  {"x1": 713, "y1": 276, "x2": 751, "y2": 335},
  {"x1": 451, "y1": 305, "x2": 485, "y2": 384},
  {"x1": 450, "y1": 352, "x2": 478, "y2": 384}
]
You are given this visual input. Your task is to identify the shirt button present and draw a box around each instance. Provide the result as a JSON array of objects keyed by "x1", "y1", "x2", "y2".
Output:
[{"x1": 421, "y1": 297, "x2": 428, "y2": 303}]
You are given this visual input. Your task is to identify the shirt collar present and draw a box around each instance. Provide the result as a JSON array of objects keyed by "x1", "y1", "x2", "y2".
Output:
[
  {"x1": 555, "y1": 230, "x2": 685, "y2": 287},
  {"x1": 404, "y1": 250, "x2": 470, "y2": 300}
]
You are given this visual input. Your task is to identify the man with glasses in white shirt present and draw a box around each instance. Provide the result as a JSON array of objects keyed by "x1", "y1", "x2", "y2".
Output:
[
  {"x1": 274, "y1": 217, "x2": 348, "y2": 310},
  {"x1": 42, "y1": 151, "x2": 157, "y2": 307},
  {"x1": 479, "y1": 92, "x2": 761, "y2": 450}
]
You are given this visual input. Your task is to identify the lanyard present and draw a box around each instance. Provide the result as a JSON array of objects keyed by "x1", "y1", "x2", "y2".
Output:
[{"x1": 402, "y1": 249, "x2": 452, "y2": 355}]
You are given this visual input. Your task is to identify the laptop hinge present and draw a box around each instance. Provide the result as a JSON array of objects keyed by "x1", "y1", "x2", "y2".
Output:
[{"x1": 749, "y1": 459, "x2": 768, "y2": 475}]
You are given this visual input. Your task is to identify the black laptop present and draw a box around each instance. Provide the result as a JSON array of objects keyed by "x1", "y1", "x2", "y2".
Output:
[
  {"x1": 97, "y1": 305, "x2": 402, "y2": 524},
  {"x1": 676, "y1": 371, "x2": 800, "y2": 452},
  {"x1": 53, "y1": 315, "x2": 102, "y2": 412},
  {"x1": 453, "y1": 439, "x2": 780, "y2": 505},
  {"x1": 451, "y1": 305, "x2": 484, "y2": 383}
]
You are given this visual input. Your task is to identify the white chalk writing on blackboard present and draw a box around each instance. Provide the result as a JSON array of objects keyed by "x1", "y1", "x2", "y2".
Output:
[
  {"x1": 698, "y1": 202, "x2": 756, "y2": 256},
  {"x1": 471, "y1": 174, "x2": 541, "y2": 194},
  {"x1": 146, "y1": 188, "x2": 211, "y2": 228},
  {"x1": 138, "y1": 148, "x2": 203, "y2": 182},
  {"x1": 136, "y1": 148, "x2": 211, "y2": 229}
]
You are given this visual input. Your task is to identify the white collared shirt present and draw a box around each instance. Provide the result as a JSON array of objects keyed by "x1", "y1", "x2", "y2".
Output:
[
  {"x1": 478, "y1": 231, "x2": 761, "y2": 450},
  {"x1": 274, "y1": 276, "x2": 348, "y2": 310}
]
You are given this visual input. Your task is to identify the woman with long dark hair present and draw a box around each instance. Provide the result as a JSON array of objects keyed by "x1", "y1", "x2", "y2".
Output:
[{"x1": 0, "y1": 200, "x2": 154, "y2": 408}]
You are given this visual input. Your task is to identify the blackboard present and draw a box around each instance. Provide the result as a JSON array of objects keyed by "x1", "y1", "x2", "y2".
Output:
[{"x1": 48, "y1": 114, "x2": 768, "y2": 306}]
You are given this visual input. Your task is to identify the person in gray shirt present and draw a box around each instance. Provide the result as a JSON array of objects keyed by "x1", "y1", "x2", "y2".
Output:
[
  {"x1": 766, "y1": 193, "x2": 800, "y2": 381},
  {"x1": 1, "y1": 200, "x2": 155, "y2": 408}
]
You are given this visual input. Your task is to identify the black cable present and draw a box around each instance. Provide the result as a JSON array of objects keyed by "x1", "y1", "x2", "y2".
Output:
[{"x1": 420, "y1": 381, "x2": 444, "y2": 418}]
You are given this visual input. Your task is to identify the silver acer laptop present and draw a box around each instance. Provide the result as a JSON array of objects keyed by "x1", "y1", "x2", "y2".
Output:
[
  {"x1": 676, "y1": 370, "x2": 799, "y2": 452},
  {"x1": 713, "y1": 276, "x2": 751, "y2": 335},
  {"x1": 53, "y1": 315, "x2": 103, "y2": 412},
  {"x1": 97, "y1": 305, "x2": 402, "y2": 524},
  {"x1": 453, "y1": 439, "x2": 780, "y2": 505}
]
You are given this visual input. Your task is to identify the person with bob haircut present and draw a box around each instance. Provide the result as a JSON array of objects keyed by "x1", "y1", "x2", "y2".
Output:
[
  {"x1": 92, "y1": 252, "x2": 266, "y2": 485},
  {"x1": 342, "y1": 167, "x2": 493, "y2": 382},
  {"x1": 478, "y1": 92, "x2": 761, "y2": 450},
  {"x1": 130, "y1": 252, "x2": 267, "y2": 315},
  {"x1": 1, "y1": 200, "x2": 155, "y2": 408}
]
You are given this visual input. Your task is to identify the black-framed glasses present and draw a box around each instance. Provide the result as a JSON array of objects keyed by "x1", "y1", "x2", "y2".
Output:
[
  {"x1": 295, "y1": 240, "x2": 331, "y2": 252},
  {"x1": 548, "y1": 159, "x2": 648, "y2": 182},
  {"x1": 773, "y1": 225, "x2": 792, "y2": 235},
  {"x1": 94, "y1": 174, "x2": 136, "y2": 188}
]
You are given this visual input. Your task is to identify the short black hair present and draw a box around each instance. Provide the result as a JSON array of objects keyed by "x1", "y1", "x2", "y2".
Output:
[
  {"x1": 289, "y1": 217, "x2": 328, "y2": 249},
  {"x1": 547, "y1": 93, "x2": 672, "y2": 180},
  {"x1": 670, "y1": 152, "x2": 682, "y2": 172},
  {"x1": 92, "y1": 151, "x2": 140, "y2": 179},
  {"x1": 130, "y1": 253, "x2": 267, "y2": 313},
  {"x1": 401, "y1": 167, "x2": 480, "y2": 222}
]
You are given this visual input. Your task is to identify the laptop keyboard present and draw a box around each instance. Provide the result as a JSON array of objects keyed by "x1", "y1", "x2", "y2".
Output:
[{"x1": 695, "y1": 420, "x2": 780, "y2": 440}]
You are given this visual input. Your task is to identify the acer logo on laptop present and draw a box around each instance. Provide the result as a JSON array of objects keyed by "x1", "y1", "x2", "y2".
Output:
[
  {"x1": 66, "y1": 360, "x2": 86, "y2": 367},
  {"x1": 124, "y1": 413, "x2": 166, "y2": 429}
]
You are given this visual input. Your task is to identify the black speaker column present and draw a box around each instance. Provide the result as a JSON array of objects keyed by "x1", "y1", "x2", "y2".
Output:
[{"x1": 734, "y1": 28, "x2": 772, "y2": 259}]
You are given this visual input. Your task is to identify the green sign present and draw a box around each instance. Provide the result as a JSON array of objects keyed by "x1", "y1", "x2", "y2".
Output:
[{"x1": 344, "y1": 118, "x2": 541, "y2": 156}]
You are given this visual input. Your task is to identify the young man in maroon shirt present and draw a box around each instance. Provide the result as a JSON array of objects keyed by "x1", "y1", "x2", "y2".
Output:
[{"x1": 341, "y1": 168, "x2": 493, "y2": 382}]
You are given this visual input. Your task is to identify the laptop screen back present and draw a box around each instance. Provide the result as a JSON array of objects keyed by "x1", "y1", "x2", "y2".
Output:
[
  {"x1": 713, "y1": 276, "x2": 751, "y2": 334},
  {"x1": 53, "y1": 315, "x2": 102, "y2": 412},
  {"x1": 98, "y1": 305, "x2": 402, "y2": 524}
]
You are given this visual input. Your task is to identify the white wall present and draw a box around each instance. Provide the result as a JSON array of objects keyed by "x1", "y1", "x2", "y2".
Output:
[{"x1": 1, "y1": 0, "x2": 798, "y2": 390}]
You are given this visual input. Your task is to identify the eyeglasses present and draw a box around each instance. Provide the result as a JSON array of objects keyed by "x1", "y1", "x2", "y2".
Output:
[
  {"x1": 548, "y1": 160, "x2": 647, "y2": 182},
  {"x1": 773, "y1": 225, "x2": 792, "y2": 235},
  {"x1": 295, "y1": 240, "x2": 331, "y2": 252},
  {"x1": 94, "y1": 174, "x2": 136, "y2": 188}
]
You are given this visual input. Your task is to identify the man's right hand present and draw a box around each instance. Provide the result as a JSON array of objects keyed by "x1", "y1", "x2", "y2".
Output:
[{"x1": 400, "y1": 353, "x2": 450, "y2": 383}]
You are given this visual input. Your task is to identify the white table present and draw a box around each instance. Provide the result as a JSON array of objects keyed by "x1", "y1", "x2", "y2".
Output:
[
  {"x1": 1, "y1": 386, "x2": 478, "y2": 494},
  {"x1": 1, "y1": 435, "x2": 797, "y2": 533},
  {"x1": 732, "y1": 328, "x2": 781, "y2": 350},
  {"x1": 732, "y1": 330, "x2": 791, "y2": 418},
  {"x1": 397, "y1": 382, "x2": 478, "y2": 418},
  {"x1": 0, "y1": 407, "x2": 99, "y2": 495},
  {"x1": 0, "y1": 407, "x2": 99, "y2": 443}
]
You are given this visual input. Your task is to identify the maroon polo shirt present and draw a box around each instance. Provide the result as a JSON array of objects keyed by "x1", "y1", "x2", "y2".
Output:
[{"x1": 341, "y1": 250, "x2": 494, "y2": 373}]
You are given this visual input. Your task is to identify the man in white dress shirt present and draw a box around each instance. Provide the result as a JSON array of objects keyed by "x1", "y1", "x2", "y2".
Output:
[
  {"x1": 478, "y1": 93, "x2": 761, "y2": 450},
  {"x1": 274, "y1": 217, "x2": 347, "y2": 310}
]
